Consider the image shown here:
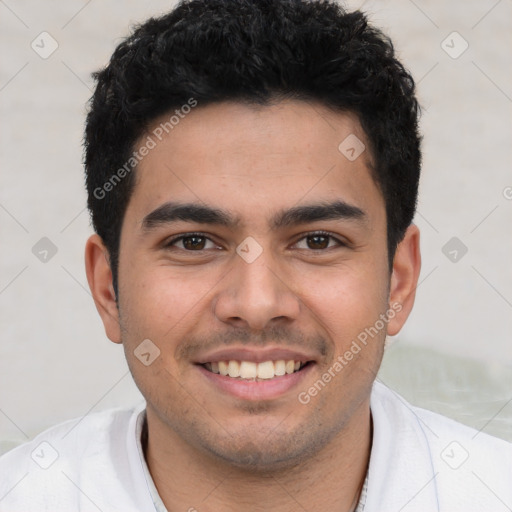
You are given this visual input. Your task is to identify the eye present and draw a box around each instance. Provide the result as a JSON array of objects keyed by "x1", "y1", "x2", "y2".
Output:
[
  {"x1": 294, "y1": 231, "x2": 346, "y2": 250},
  {"x1": 164, "y1": 233, "x2": 219, "y2": 251}
]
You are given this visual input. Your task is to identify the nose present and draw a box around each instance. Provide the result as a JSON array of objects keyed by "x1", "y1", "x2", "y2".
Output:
[{"x1": 212, "y1": 246, "x2": 302, "y2": 331}]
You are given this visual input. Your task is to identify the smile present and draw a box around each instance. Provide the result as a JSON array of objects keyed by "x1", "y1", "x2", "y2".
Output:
[
  {"x1": 202, "y1": 359, "x2": 309, "y2": 380},
  {"x1": 197, "y1": 357, "x2": 315, "y2": 401}
]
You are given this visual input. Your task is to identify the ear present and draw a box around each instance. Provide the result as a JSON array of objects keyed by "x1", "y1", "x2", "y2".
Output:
[
  {"x1": 85, "y1": 234, "x2": 122, "y2": 344},
  {"x1": 387, "y1": 224, "x2": 421, "y2": 336}
]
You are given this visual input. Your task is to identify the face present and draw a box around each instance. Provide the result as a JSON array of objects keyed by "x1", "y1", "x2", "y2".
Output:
[{"x1": 86, "y1": 100, "x2": 420, "y2": 470}]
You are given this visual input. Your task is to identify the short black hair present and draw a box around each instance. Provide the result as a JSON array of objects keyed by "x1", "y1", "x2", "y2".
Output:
[{"x1": 84, "y1": 0, "x2": 421, "y2": 296}]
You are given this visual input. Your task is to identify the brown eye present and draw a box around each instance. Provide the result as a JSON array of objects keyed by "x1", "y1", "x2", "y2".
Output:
[
  {"x1": 306, "y1": 234, "x2": 330, "y2": 250},
  {"x1": 165, "y1": 233, "x2": 218, "y2": 251},
  {"x1": 294, "y1": 232, "x2": 343, "y2": 251},
  {"x1": 182, "y1": 235, "x2": 207, "y2": 250}
]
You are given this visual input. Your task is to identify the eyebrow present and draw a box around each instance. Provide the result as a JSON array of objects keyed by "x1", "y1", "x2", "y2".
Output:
[
  {"x1": 142, "y1": 202, "x2": 240, "y2": 231},
  {"x1": 141, "y1": 200, "x2": 366, "y2": 232},
  {"x1": 271, "y1": 200, "x2": 366, "y2": 229}
]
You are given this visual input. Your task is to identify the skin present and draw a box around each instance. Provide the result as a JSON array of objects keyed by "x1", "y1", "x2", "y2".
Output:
[{"x1": 85, "y1": 100, "x2": 421, "y2": 512}]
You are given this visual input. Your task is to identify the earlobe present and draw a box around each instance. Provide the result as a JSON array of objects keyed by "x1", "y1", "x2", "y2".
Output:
[
  {"x1": 84, "y1": 234, "x2": 122, "y2": 344},
  {"x1": 387, "y1": 224, "x2": 421, "y2": 336}
]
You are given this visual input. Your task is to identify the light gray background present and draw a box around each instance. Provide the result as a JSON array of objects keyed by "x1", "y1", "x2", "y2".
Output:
[{"x1": 1, "y1": 0, "x2": 511, "y2": 450}]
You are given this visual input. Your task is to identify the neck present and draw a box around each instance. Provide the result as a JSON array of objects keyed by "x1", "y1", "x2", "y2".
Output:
[{"x1": 144, "y1": 401, "x2": 372, "y2": 512}]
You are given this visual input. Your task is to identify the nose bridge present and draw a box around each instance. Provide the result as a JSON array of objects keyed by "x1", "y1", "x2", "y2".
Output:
[
  {"x1": 239, "y1": 252, "x2": 281, "y2": 301},
  {"x1": 213, "y1": 240, "x2": 300, "y2": 330}
]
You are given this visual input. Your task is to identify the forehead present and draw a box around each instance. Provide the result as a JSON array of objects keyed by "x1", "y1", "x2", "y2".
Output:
[{"x1": 127, "y1": 100, "x2": 383, "y2": 227}]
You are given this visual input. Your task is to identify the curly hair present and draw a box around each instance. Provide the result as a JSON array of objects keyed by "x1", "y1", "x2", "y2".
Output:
[{"x1": 84, "y1": 0, "x2": 421, "y2": 295}]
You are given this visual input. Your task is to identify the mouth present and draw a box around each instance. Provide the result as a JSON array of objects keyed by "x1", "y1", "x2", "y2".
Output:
[
  {"x1": 201, "y1": 359, "x2": 313, "y2": 381},
  {"x1": 194, "y1": 348, "x2": 317, "y2": 401}
]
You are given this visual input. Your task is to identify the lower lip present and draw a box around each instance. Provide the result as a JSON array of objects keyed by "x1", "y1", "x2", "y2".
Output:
[{"x1": 197, "y1": 363, "x2": 315, "y2": 401}]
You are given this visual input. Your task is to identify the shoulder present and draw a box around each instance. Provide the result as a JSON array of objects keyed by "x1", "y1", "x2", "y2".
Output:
[
  {"x1": 0, "y1": 402, "x2": 148, "y2": 512},
  {"x1": 370, "y1": 380, "x2": 512, "y2": 511},
  {"x1": 372, "y1": 379, "x2": 512, "y2": 450},
  {"x1": 0, "y1": 403, "x2": 143, "y2": 469}
]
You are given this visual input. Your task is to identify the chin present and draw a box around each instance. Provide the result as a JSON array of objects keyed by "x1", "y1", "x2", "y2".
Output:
[{"x1": 200, "y1": 428, "x2": 331, "y2": 474}]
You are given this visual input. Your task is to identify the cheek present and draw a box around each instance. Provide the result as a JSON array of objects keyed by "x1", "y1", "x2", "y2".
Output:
[
  {"x1": 117, "y1": 268, "x2": 207, "y2": 405},
  {"x1": 119, "y1": 265, "x2": 217, "y2": 349},
  {"x1": 298, "y1": 263, "x2": 389, "y2": 353}
]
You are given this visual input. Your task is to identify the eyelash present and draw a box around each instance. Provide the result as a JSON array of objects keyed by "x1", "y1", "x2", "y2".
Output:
[{"x1": 163, "y1": 231, "x2": 347, "y2": 252}]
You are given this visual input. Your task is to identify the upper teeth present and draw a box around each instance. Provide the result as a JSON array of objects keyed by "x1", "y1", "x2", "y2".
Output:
[{"x1": 205, "y1": 360, "x2": 303, "y2": 380}]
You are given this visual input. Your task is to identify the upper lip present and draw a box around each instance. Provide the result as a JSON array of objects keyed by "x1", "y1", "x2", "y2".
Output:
[{"x1": 194, "y1": 346, "x2": 318, "y2": 365}]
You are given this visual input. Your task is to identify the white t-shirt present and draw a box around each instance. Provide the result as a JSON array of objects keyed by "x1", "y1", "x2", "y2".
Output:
[{"x1": 0, "y1": 380, "x2": 510, "y2": 511}]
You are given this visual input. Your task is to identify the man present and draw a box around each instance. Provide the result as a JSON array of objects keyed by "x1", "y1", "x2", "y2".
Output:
[{"x1": 0, "y1": 0, "x2": 510, "y2": 510}]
